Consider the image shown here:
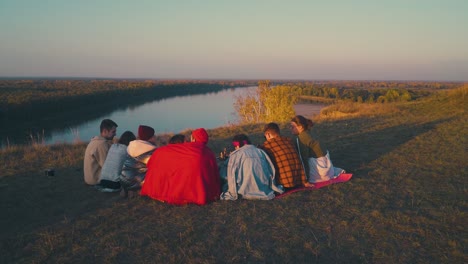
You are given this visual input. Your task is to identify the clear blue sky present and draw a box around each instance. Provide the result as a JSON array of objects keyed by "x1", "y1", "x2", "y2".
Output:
[{"x1": 1, "y1": 0, "x2": 467, "y2": 81}]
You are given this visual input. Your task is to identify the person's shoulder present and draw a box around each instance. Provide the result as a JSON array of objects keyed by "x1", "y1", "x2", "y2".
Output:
[
  {"x1": 298, "y1": 131, "x2": 312, "y2": 140},
  {"x1": 229, "y1": 147, "x2": 242, "y2": 157},
  {"x1": 262, "y1": 139, "x2": 273, "y2": 146},
  {"x1": 87, "y1": 136, "x2": 109, "y2": 148},
  {"x1": 279, "y1": 136, "x2": 295, "y2": 145},
  {"x1": 113, "y1": 143, "x2": 128, "y2": 151},
  {"x1": 246, "y1": 145, "x2": 266, "y2": 156},
  {"x1": 87, "y1": 135, "x2": 102, "y2": 143},
  {"x1": 264, "y1": 137, "x2": 286, "y2": 147}
]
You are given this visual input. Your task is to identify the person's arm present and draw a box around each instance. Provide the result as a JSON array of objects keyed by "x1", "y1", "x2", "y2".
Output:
[
  {"x1": 262, "y1": 149, "x2": 283, "y2": 194},
  {"x1": 220, "y1": 155, "x2": 239, "y2": 200},
  {"x1": 95, "y1": 142, "x2": 111, "y2": 168}
]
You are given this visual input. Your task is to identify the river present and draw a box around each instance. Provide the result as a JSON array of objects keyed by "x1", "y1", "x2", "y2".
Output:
[{"x1": 1, "y1": 87, "x2": 325, "y2": 147}]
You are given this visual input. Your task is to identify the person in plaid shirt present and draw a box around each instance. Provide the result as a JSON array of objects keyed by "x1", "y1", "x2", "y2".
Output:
[{"x1": 260, "y1": 122, "x2": 308, "y2": 190}]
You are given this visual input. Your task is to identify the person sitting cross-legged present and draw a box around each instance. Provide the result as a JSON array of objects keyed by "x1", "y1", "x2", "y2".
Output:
[
  {"x1": 140, "y1": 128, "x2": 221, "y2": 205},
  {"x1": 220, "y1": 134, "x2": 284, "y2": 200},
  {"x1": 97, "y1": 130, "x2": 136, "y2": 192},
  {"x1": 290, "y1": 115, "x2": 345, "y2": 186},
  {"x1": 83, "y1": 119, "x2": 118, "y2": 186},
  {"x1": 120, "y1": 125, "x2": 157, "y2": 198},
  {"x1": 260, "y1": 122, "x2": 307, "y2": 191}
]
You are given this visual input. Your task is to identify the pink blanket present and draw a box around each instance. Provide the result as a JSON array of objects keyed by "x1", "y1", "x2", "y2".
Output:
[{"x1": 275, "y1": 173, "x2": 353, "y2": 198}]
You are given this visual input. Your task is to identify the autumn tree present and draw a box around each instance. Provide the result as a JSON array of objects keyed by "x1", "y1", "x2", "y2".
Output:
[{"x1": 234, "y1": 80, "x2": 299, "y2": 124}]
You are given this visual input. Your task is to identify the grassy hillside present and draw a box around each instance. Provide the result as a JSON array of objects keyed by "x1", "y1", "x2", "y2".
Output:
[{"x1": 0, "y1": 87, "x2": 466, "y2": 263}]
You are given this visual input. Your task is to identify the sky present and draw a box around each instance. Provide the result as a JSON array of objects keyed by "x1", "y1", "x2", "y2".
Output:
[{"x1": 0, "y1": 0, "x2": 467, "y2": 81}]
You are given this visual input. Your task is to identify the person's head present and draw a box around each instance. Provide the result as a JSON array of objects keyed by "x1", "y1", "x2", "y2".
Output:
[
  {"x1": 263, "y1": 122, "x2": 280, "y2": 141},
  {"x1": 100, "y1": 119, "x2": 118, "y2": 140},
  {"x1": 290, "y1": 115, "x2": 313, "y2": 135},
  {"x1": 138, "y1": 125, "x2": 155, "y2": 143},
  {"x1": 169, "y1": 134, "x2": 186, "y2": 144},
  {"x1": 191, "y1": 128, "x2": 209, "y2": 144},
  {"x1": 232, "y1": 134, "x2": 251, "y2": 149},
  {"x1": 118, "y1": 131, "x2": 136, "y2": 146}
]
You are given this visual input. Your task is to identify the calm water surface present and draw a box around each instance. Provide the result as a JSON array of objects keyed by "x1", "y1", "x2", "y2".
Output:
[
  {"x1": 5, "y1": 86, "x2": 325, "y2": 146},
  {"x1": 45, "y1": 87, "x2": 251, "y2": 145}
]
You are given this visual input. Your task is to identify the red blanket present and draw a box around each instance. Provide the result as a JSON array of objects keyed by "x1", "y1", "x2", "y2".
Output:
[{"x1": 140, "y1": 142, "x2": 221, "y2": 205}]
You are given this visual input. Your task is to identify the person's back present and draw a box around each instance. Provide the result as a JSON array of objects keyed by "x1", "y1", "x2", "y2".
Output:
[
  {"x1": 221, "y1": 134, "x2": 283, "y2": 200},
  {"x1": 120, "y1": 139, "x2": 156, "y2": 191},
  {"x1": 261, "y1": 123, "x2": 307, "y2": 189},
  {"x1": 98, "y1": 143, "x2": 127, "y2": 187},
  {"x1": 83, "y1": 119, "x2": 117, "y2": 185},
  {"x1": 120, "y1": 125, "x2": 157, "y2": 193},
  {"x1": 262, "y1": 136, "x2": 307, "y2": 188},
  {"x1": 98, "y1": 130, "x2": 136, "y2": 191},
  {"x1": 84, "y1": 136, "x2": 111, "y2": 185},
  {"x1": 141, "y1": 142, "x2": 221, "y2": 205},
  {"x1": 291, "y1": 115, "x2": 345, "y2": 184}
]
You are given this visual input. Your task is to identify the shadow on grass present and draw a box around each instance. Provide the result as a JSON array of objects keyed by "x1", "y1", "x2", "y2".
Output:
[
  {"x1": 0, "y1": 112, "x2": 463, "y2": 263},
  {"x1": 209, "y1": 116, "x2": 454, "y2": 179},
  {"x1": 0, "y1": 166, "x2": 119, "y2": 241},
  {"x1": 317, "y1": 116, "x2": 456, "y2": 178}
]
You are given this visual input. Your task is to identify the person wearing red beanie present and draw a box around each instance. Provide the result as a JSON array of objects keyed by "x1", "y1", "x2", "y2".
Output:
[
  {"x1": 120, "y1": 125, "x2": 157, "y2": 198},
  {"x1": 191, "y1": 128, "x2": 209, "y2": 144},
  {"x1": 141, "y1": 127, "x2": 221, "y2": 205},
  {"x1": 138, "y1": 125, "x2": 155, "y2": 141}
]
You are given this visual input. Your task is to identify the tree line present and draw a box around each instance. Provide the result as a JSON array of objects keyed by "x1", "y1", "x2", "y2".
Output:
[
  {"x1": 234, "y1": 80, "x2": 466, "y2": 123},
  {"x1": 1, "y1": 78, "x2": 464, "y2": 124},
  {"x1": 0, "y1": 79, "x2": 256, "y2": 121}
]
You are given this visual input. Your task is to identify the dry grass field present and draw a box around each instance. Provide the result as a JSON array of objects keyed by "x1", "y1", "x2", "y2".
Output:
[{"x1": 0, "y1": 87, "x2": 466, "y2": 263}]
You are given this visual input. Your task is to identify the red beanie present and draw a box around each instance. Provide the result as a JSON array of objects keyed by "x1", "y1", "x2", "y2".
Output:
[
  {"x1": 192, "y1": 128, "x2": 209, "y2": 144},
  {"x1": 138, "y1": 125, "x2": 155, "y2": 141}
]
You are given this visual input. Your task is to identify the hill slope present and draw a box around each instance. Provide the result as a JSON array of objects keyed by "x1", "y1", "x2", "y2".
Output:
[{"x1": 0, "y1": 88, "x2": 466, "y2": 263}]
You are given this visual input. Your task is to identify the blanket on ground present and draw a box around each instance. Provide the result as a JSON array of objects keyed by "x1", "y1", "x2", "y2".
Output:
[
  {"x1": 140, "y1": 142, "x2": 221, "y2": 205},
  {"x1": 275, "y1": 173, "x2": 353, "y2": 199}
]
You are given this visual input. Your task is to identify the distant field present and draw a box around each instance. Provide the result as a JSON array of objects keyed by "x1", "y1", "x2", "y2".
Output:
[
  {"x1": 298, "y1": 95, "x2": 336, "y2": 104},
  {"x1": 0, "y1": 86, "x2": 466, "y2": 263}
]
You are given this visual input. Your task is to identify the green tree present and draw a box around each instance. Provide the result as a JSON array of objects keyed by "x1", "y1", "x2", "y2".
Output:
[
  {"x1": 357, "y1": 96, "x2": 363, "y2": 103},
  {"x1": 400, "y1": 90, "x2": 412, "y2": 101},
  {"x1": 385, "y1": 89, "x2": 400, "y2": 102}
]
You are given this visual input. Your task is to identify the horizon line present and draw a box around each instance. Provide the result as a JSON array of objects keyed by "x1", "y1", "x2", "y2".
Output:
[{"x1": 0, "y1": 76, "x2": 466, "y2": 83}]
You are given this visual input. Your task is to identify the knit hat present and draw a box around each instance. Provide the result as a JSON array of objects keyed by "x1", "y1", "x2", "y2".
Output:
[
  {"x1": 138, "y1": 125, "x2": 155, "y2": 141},
  {"x1": 192, "y1": 128, "x2": 209, "y2": 144}
]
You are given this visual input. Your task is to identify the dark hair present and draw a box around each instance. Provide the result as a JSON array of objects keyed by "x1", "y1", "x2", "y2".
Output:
[
  {"x1": 118, "y1": 131, "x2": 136, "y2": 146},
  {"x1": 263, "y1": 122, "x2": 280, "y2": 135},
  {"x1": 169, "y1": 134, "x2": 186, "y2": 144},
  {"x1": 100, "y1": 119, "x2": 118, "y2": 132},
  {"x1": 291, "y1": 115, "x2": 313, "y2": 130},
  {"x1": 232, "y1": 134, "x2": 251, "y2": 148}
]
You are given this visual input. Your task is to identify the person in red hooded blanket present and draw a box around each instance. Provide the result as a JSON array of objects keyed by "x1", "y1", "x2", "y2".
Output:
[{"x1": 140, "y1": 128, "x2": 221, "y2": 205}]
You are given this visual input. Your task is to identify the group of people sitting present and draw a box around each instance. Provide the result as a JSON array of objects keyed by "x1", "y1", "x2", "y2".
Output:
[{"x1": 83, "y1": 115, "x2": 345, "y2": 205}]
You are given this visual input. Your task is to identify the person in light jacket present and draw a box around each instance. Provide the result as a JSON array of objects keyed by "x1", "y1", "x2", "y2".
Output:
[
  {"x1": 98, "y1": 131, "x2": 136, "y2": 192},
  {"x1": 220, "y1": 134, "x2": 284, "y2": 200},
  {"x1": 83, "y1": 119, "x2": 118, "y2": 185}
]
